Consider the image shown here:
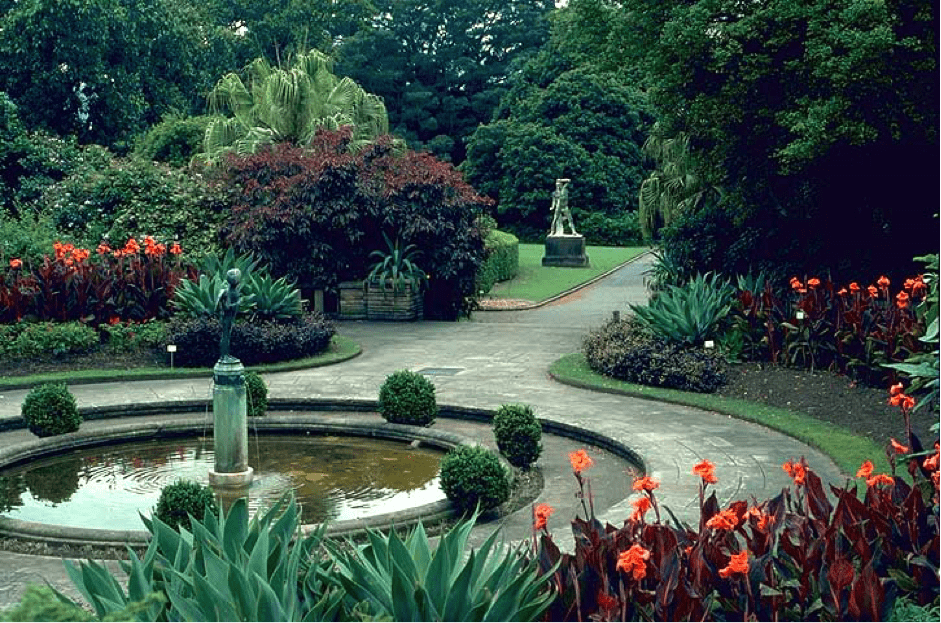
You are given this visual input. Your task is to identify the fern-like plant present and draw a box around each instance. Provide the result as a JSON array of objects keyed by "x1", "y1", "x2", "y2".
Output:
[{"x1": 630, "y1": 272, "x2": 735, "y2": 346}]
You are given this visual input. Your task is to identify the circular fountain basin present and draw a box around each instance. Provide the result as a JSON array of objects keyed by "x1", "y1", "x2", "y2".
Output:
[
  {"x1": 0, "y1": 415, "x2": 472, "y2": 548},
  {"x1": 0, "y1": 435, "x2": 445, "y2": 531}
]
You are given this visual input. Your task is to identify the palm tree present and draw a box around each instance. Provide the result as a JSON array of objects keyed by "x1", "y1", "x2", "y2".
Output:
[
  {"x1": 198, "y1": 50, "x2": 390, "y2": 164},
  {"x1": 638, "y1": 127, "x2": 721, "y2": 241}
]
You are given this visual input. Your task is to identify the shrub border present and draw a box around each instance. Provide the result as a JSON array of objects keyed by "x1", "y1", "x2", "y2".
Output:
[
  {"x1": 549, "y1": 353, "x2": 890, "y2": 477},
  {"x1": 0, "y1": 335, "x2": 361, "y2": 391}
]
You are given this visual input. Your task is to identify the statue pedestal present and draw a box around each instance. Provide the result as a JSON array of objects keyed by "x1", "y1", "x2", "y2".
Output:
[
  {"x1": 209, "y1": 357, "x2": 253, "y2": 488},
  {"x1": 542, "y1": 235, "x2": 589, "y2": 267}
]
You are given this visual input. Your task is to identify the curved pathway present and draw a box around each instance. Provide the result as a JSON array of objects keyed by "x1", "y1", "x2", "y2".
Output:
[{"x1": 0, "y1": 253, "x2": 844, "y2": 607}]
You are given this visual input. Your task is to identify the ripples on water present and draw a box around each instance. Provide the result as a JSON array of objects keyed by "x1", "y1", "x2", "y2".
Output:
[{"x1": 0, "y1": 435, "x2": 444, "y2": 530}]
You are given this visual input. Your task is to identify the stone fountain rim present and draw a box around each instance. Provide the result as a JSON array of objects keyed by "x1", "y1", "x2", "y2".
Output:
[{"x1": 0, "y1": 399, "x2": 646, "y2": 553}]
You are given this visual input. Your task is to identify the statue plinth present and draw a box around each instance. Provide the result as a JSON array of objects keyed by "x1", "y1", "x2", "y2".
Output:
[
  {"x1": 542, "y1": 235, "x2": 589, "y2": 267},
  {"x1": 210, "y1": 357, "x2": 253, "y2": 487}
]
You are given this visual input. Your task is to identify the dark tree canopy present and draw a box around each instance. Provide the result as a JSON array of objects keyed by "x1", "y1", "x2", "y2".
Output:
[{"x1": 335, "y1": 0, "x2": 554, "y2": 163}]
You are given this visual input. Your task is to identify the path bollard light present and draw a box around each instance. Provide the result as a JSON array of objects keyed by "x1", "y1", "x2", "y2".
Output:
[
  {"x1": 612, "y1": 310, "x2": 620, "y2": 322},
  {"x1": 796, "y1": 310, "x2": 805, "y2": 320},
  {"x1": 704, "y1": 340, "x2": 715, "y2": 349},
  {"x1": 167, "y1": 344, "x2": 177, "y2": 369}
]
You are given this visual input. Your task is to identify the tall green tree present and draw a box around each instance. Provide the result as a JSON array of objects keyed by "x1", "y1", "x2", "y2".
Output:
[
  {"x1": 199, "y1": 50, "x2": 389, "y2": 164},
  {"x1": 645, "y1": 0, "x2": 937, "y2": 277},
  {"x1": 0, "y1": 0, "x2": 237, "y2": 149},
  {"x1": 336, "y1": 0, "x2": 554, "y2": 163}
]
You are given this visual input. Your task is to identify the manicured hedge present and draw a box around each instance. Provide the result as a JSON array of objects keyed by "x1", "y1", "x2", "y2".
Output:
[{"x1": 476, "y1": 229, "x2": 519, "y2": 295}]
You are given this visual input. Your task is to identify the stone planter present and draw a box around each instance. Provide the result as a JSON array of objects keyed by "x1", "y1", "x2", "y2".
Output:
[
  {"x1": 366, "y1": 280, "x2": 424, "y2": 321},
  {"x1": 337, "y1": 281, "x2": 367, "y2": 320}
]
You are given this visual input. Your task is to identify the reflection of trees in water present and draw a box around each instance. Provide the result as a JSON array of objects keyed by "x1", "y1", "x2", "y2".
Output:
[
  {"x1": 0, "y1": 475, "x2": 26, "y2": 513},
  {"x1": 24, "y1": 458, "x2": 82, "y2": 504}
]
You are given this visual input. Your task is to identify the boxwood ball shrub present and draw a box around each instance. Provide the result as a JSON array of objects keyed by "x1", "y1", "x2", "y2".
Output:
[
  {"x1": 492, "y1": 404, "x2": 542, "y2": 469},
  {"x1": 244, "y1": 371, "x2": 268, "y2": 418},
  {"x1": 154, "y1": 479, "x2": 217, "y2": 531},
  {"x1": 439, "y1": 446, "x2": 510, "y2": 513},
  {"x1": 378, "y1": 370, "x2": 437, "y2": 426},
  {"x1": 21, "y1": 383, "x2": 81, "y2": 437}
]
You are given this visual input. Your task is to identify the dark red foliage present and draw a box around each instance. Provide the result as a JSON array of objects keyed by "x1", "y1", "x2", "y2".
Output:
[
  {"x1": 535, "y1": 450, "x2": 939, "y2": 621},
  {"x1": 220, "y1": 129, "x2": 491, "y2": 320}
]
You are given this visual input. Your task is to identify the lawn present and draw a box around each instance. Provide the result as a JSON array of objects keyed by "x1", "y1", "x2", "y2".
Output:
[{"x1": 486, "y1": 244, "x2": 647, "y2": 302}]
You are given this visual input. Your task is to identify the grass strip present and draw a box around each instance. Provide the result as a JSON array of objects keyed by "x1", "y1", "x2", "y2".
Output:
[
  {"x1": 0, "y1": 335, "x2": 361, "y2": 390},
  {"x1": 549, "y1": 353, "x2": 890, "y2": 477},
  {"x1": 486, "y1": 245, "x2": 647, "y2": 302}
]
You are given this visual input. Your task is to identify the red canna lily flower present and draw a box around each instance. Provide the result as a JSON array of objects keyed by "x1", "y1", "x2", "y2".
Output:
[
  {"x1": 97, "y1": 243, "x2": 111, "y2": 255},
  {"x1": 904, "y1": 278, "x2": 915, "y2": 291},
  {"x1": 706, "y1": 508, "x2": 738, "y2": 530},
  {"x1": 889, "y1": 438, "x2": 909, "y2": 454},
  {"x1": 533, "y1": 503, "x2": 554, "y2": 531},
  {"x1": 866, "y1": 474, "x2": 895, "y2": 487},
  {"x1": 912, "y1": 277, "x2": 927, "y2": 296},
  {"x1": 632, "y1": 475, "x2": 660, "y2": 491},
  {"x1": 856, "y1": 460, "x2": 874, "y2": 479},
  {"x1": 924, "y1": 452, "x2": 939, "y2": 471},
  {"x1": 782, "y1": 460, "x2": 806, "y2": 485},
  {"x1": 790, "y1": 277, "x2": 803, "y2": 291},
  {"x1": 849, "y1": 282, "x2": 860, "y2": 293},
  {"x1": 718, "y1": 551, "x2": 749, "y2": 578},
  {"x1": 693, "y1": 459, "x2": 718, "y2": 484},
  {"x1": 170, "y1": 242, "x2": 182, "y2": 255},
  {"x1": 890, "y1": 383, "x2": 904, "y2": 396},
  {"x1": 569, "y1": 449, "x2": 593, "y2": 474},
  {"x1": 616, "y1": 544, "x2": 651, "y2": 581},
  {"x1": 837, "y1": 288, "x2": 848, "y2": 296},
  {"x1": 9, "y1": 258, "x2": 22, "y2": 269},
  {"x1": 877, "y1": 276, "x2": 890, "y2": 289},
  {"x1": 868, "y1": 285, "x2": 879, "y2": 297},
  {"x1": 630, "y1": 496, "x2": 652, "y2": 523},
  {"x1": 896, "y1": 291, "x2": 910, "y2": 309},
  {"x1": 807, "y1": 278, "x2": 821, "y2": 288}
]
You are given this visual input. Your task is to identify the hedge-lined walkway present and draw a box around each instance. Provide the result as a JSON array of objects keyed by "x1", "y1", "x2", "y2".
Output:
[{"x1": 0, "y1": 252, "x2": 844, "y2": 608}]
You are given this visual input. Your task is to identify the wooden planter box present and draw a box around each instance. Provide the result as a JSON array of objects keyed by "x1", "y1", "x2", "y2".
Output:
[
  {"x1": 366, "y1": 280, "x2": 424, "y2": 321},
  {"x1": 337, "y1": 281, "x2": 368, "y2": 320}
]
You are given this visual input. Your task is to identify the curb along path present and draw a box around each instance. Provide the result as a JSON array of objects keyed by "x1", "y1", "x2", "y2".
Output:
[{"x1": 0, "y1": 252, "x2": 843, "y2": 607}]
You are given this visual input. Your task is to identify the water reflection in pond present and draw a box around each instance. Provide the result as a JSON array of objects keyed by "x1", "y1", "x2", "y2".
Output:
[{"x1": 0, "y1": 435, "x2": 444, "y2": 530}]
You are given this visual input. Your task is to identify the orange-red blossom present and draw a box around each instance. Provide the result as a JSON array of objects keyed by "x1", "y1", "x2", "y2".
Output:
[
  {"x1": 693, "y1": 459, "x2": 718, "y2": 484},
  {"x1": 533, "y1": 503, "x2": 554, "y2": 531},
  {"x1": 569, "y1": 449, "x2": 593, "y2": 474},
  {"x1": 877, "y1": 276, "x2": 890, "y2": 289},
  {"x1": 866, "y1": 474, "x2": 895, "y2": 488},
  {"x1": 616, "y1": 544, "x2": 651, "y2": 581},
  {"x1": 718, "y1": 551, "x2": 749, "y2": 578},
  {"x1": 782, "y1": 460, "x2": 807, "y2": 485},
  {"x1": 890, "y1": 438, "x2": 909, "y2": 454},
  {"x1": 170, "y1": 242, "x2": 183, "y2": 255},
  {"x1": 706, "y1": 508, "x2": 738, "y2": 531},
  {"x1": 896, "y1": 291, "x2": 910, "y2": 309},
  {"x1": 9, "y1": 258, "x2": 22, "y2": 269},
  {"x1": 856, "y1": 460, "x2": 874, "y2": 479},
  {"x1": 632, "y1": 475, "x2": 659, "y2": 491},
  {"x1": 807, "y1": 277, "x2": 821, "y2": 288},
  {"x1": 630, "y1": 496, "x2": 651, "y2": 523}
]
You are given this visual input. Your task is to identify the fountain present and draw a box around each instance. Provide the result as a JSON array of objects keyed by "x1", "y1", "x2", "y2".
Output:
[{"x1": 207, "y1": 268, "x2": 253, "y2": 489}]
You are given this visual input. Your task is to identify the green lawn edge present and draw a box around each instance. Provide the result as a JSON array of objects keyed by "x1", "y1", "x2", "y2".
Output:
[
  {"x1": 549, "y1": 353, "x2": 890, "y2": 478},
  {"x1": 0, "y1": 335, "x2": 362, "y2": 391},
  {"x1": 487, "y1": 245, "x2": 648, "y2": 303}
]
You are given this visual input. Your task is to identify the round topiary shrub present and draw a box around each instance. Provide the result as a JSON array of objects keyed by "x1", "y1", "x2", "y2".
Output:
[
  {"x1": 378, "y1": 370, "x2": 437, "y2": 425},
  {"x1": 154, "y1": 479, "x2": 217, "y2": 531},
  {"x1": 492, "y1": 404, "x2": 542, "y2": 469},
  {"x1": 21, "y1": 383, "x2": 81, "y2": 437},
  {"x1": 439, "y1": 446, "x2": 510, "y2": 513},
  {"x1": 244, "y1": 371, "x2": 268, "y2": 417}
]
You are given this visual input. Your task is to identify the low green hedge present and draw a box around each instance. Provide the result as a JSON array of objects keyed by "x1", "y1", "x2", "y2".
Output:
[{"x1": 476, "y1": 229, "x2": 519, "y2": 295}]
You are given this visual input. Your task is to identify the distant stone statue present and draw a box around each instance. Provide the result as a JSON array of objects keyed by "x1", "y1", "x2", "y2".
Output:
[
  {"x1": 216, "y1": 269, "x2": 241, "y2": 361},
  {"x1": 549, "y1": 178, "x2": 577, "y2": 236}
]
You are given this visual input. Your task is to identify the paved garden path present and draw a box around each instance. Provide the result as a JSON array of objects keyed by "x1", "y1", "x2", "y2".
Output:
[{"x1": 0, "y1": 252, "x2": 846, "y2": 608}]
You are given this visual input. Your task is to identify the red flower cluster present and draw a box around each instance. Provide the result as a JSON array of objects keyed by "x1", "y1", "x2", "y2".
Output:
[
  {"x1": 718, "y1": 551, "x2": 749, "y2": 578},
  {"x1": 692, "y1": 459, "x2": 718, "y2": 484},
  {"x1": 782, "y1": 459, "x2": 807, "y2": 486},
  {"x1": 533, "y1": 503, "x2": 554, "y2": 531},
  {"x1": 615, "y1": 544, "x2": 650, "y2": 581},
  {"x1": 568, "y1": 449, "x2": 593, "y2": 474}
]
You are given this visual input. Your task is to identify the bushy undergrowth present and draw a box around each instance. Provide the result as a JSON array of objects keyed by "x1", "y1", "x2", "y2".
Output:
[
  {"x1": 378, "y1": 370, "x2": 437, "y2": 426},
  {"x1": 244, "y1": 371, "x2": 268, "y2": 418},
  {"x1": 0, "y1": 321, "x2": 98, "y2": 359},
  {"x1": 439, "y1": 445, "x2": 510, "y2": 513},
  {"x1": 164, "y1": 313, "x2": 335, "y2": 367},
  {"x1": 21, "y1": 383, "x2": 81, "y2": 437},
  {"x1": 584, "y1": 319, "x2": 727, "y2": 393}
]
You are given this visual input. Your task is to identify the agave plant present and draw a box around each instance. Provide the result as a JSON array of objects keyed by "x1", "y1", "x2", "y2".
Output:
[
  {"x1": 327, "y1": 512, "x2": 557, "y2": 621},
  {"x1": 59, "y1": 496, "x2": 345, "y2": 622},
  {"x1": 630, "y1": 272, "x2": 736, "y2": 346},
  {"x1": 171, "y1": 272, "x2": 255, "y2": 318},
  {"x1": 247, "y1": 273, "x2": 305, "y2": 321},
  {"x1": 367, "y1": 233, "x2": 428, "y2": 293}
]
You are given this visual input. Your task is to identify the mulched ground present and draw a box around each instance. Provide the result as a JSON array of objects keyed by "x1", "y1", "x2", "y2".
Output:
[{"x1": 717, "y1": 362, "x2": 938, "y2": 451}]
